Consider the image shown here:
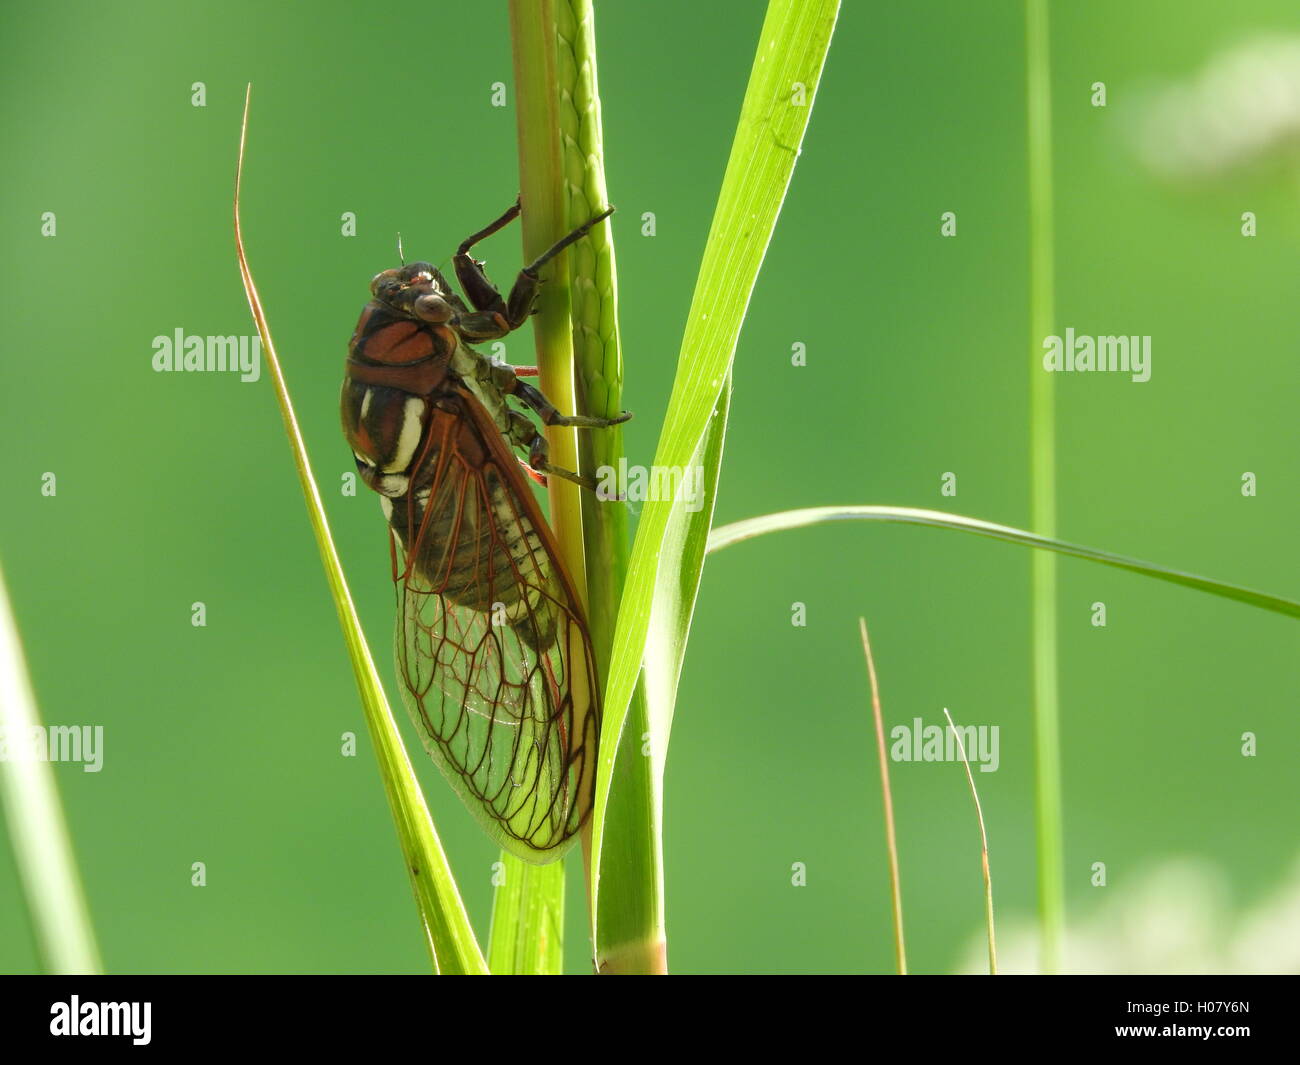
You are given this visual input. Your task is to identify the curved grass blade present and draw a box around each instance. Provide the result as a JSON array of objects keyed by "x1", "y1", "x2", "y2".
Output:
[
  {"x1": 0, "y1": 562, "x2": 102, "y2": 974},
  {"x1": 487, "y1": 854, "x2": 564, "y2": 975},
  {"x1": 707, "y1": 506, "x2": 1300, "y2": 619},
  {"x1": 234, "y1": 86, "x2": 486, "y2": 975},
  {"x1": 588, "y1": 0, "x2": 841, "y2": 970}
]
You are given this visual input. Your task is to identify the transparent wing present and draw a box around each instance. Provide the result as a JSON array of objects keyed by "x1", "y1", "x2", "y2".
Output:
[{"x1": 389, "y1": 390, "x2": 599, "y2": 863}]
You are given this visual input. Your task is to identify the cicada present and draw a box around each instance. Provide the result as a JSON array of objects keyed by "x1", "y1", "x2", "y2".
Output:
[{"x1": 342, "y1": 199, "x2": 627, "y2": 863}]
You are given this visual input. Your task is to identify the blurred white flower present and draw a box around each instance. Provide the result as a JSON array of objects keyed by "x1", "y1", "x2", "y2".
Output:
[
  {"x1": 1132, "y1": 36, "x2": 1300, "y2": 179},
  {"x1": 955, "y1": 854, "x2": 1300, "y2": 974}
]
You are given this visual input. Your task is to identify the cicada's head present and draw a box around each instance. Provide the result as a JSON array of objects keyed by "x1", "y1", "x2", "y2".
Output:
[{"x1": 369, "y1": 263, "x2": 456, "y2": 324}]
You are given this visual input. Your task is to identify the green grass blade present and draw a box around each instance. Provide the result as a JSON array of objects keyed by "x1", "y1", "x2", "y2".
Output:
[
  {"x1": 596, "y1": 372, "x2": 733, "y2": 973},
  {"x1": 1025, "y1": 0, "x2": 1063, "y2": 975},
  {"x1": 641, "y1": 373, "x2": 734, "y2": 737},
  {"x1": 235, "y1": 88, "x2": 487, "y2": 975},
  {"x1": 589, "y1": 0, "x2": 841, "y2": 969},
  {"x1": 488, "y1": 853, "x2": 564, "y2": 975},
  {"x1": 0, "y1": 561, "x2": 102, "y2": 974},
  {"x1": 707, "y1": 507, "x2": 1300, "y2": 619}
]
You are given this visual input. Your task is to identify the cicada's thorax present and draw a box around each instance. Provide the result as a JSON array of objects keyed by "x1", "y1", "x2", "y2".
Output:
[
  {"x1": 341, "y1": 300, "x2": 455, "y2": 499},
  {"x1": 341, "y1": 299, "x2": 551, "y2": 640}
]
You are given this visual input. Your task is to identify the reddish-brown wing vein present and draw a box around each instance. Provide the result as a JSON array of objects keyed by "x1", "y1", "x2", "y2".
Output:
[{"x1": 388, "y1": 386, "x2": 599, "y2": 861}]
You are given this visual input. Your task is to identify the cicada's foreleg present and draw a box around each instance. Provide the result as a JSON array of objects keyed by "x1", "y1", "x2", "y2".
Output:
[
  {"x1": 451, "y1": 203, "x2": 616, "y2": 341},
  {"x1": 451, "y1": 197, "x2": 522, "y2": 321}
]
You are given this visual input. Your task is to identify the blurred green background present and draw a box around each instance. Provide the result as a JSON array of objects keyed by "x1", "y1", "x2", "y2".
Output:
[{"x1": 2, "y1": 0, "x2": 1296, "y2": 975}]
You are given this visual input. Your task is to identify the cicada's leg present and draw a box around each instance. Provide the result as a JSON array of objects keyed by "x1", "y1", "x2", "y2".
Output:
[
  {"x1": 517, "y1": 457, "x2": 548, "y2": 486},
  {"x1": 452, "y1": 203, "x2": 616, "y2": 341},
  {"x1": 503, "y1": 410, "x2": 595, "y2": 490},
  {"x1": 452, "y1": 197, "x2": 522, "y2": 316},
  {"x1": 507, "y1": 378, "x2": 632, "y2": 430},
  {"x1": 489, "y1": 364, "x2": 630, "y2": 489}
]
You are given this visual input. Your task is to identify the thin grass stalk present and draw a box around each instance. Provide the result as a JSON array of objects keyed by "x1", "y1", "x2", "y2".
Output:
[
  {"x1": 943, "y1": 707, "x2": 997, "y2": 975},
  {"x1": 858, "y1": 618, "x2": 906, "y2": 975},
  {"x1": 1025, "y1": 0, "x2": 1064, "y2": 975}
]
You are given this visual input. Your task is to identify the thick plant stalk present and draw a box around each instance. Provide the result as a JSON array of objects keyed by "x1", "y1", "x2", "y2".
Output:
[
  {"x1": 556, "y1": 0, "x2": 629, "y2": 662},
  {"x1": 488, "y1": 857, "x2": 564, "y2": 974},
  {"x1": 507, "y1": 0, "x2": 618, "y2": 967},
  {"x1": 508, "y1": 1, "x2": 586, "y2": 600},
  {"x1": 558, "y1": 3, "x2": 634, "y2": 854},
  {"x1": 509, "y1": 0, "x2": 663, "y2": 974},
  {"x1": 555, "y1": 0, "x2": 666, "y2": 975}
]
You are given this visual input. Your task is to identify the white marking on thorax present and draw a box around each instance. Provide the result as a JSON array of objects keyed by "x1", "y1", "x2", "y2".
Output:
[
  {"x1": 382, "y1": 396, "x2": 427, "y2": 473},
  {"x1": 359, "y1": 388, "x2": 373, "y2": 421}
]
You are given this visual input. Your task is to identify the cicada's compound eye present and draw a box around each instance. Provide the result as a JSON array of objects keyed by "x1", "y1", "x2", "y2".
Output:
[
  {"x1": 412, "y1": 293, "x2": 453, "y2": 323},
  {"x1": 369, "y1": 269, "x2": 404, "y2": 300}
]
